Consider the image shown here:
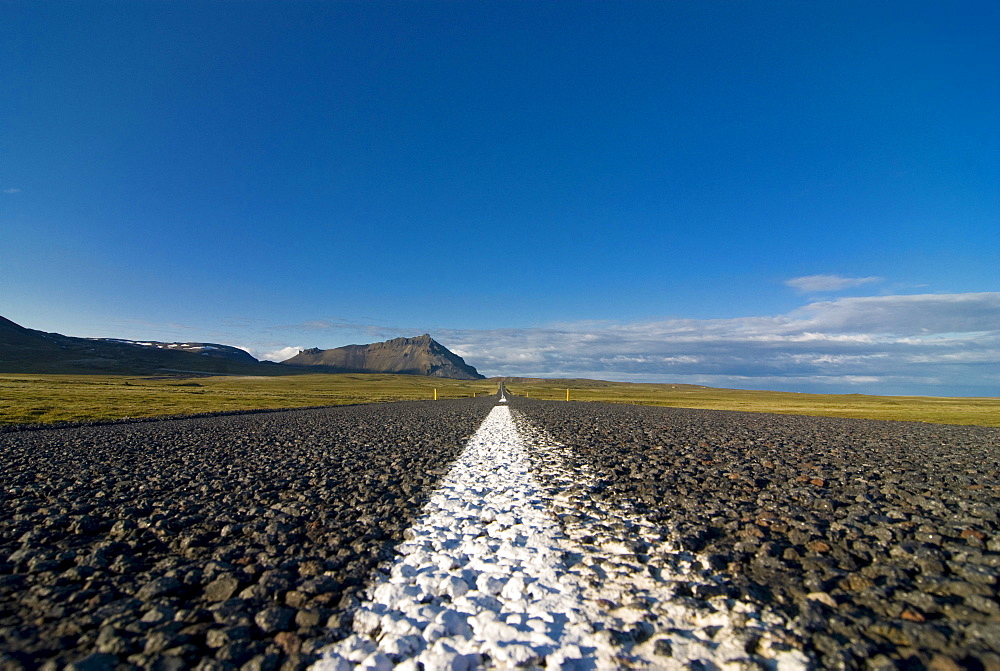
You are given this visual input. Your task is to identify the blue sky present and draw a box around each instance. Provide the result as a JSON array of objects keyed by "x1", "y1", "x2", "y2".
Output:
[{"x1": 2, "y1": 1, "x2": 998, "y2": 396}]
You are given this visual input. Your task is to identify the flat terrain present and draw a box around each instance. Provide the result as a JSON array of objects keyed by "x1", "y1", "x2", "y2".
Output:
[
  {"x1": 503, "y1": 378, "x2": 1000, "y2": 427},
  {"x1": 1, "y1": 397, "x2": 997, "y2": 669},
  {"x1": 2, "y1": 374, "x2": 999, "y2": 428},
  {"x1": 0, "y1": 374, "x2": 498, "y2": 426}
]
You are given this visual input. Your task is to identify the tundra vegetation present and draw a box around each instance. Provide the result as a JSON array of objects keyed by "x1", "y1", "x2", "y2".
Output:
[{"x1": 1, "y1": 374, "x2": 997, "y2": 427}]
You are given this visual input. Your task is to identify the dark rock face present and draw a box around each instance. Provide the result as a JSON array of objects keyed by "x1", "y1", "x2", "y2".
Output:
[
  {"x1": 0, "y1": 399, "x2": 493, "y2": 670},
  {"x1": 511, "y1": 398, "x2": 1000, "y2": 670},
  {"x1": 281, "y1": 334, "x2": 485, "y2": 380},
  {"x1": 0, "y1": 314, "x2": 272, "y2": 376}
]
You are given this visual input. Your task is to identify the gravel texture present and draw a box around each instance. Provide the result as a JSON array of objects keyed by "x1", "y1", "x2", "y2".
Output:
[
  {"x1": 3, "y1": 394, "x2": 999, "y2": 670},
  {"x1": 315, "y1": 404, "x2": 809, "y2": 671},
  {"x1": 317, "y1": 404, "x2": 628, "y2": 671},
  {"x1": 0, "y1": 399, "x2": 493, "y2": 670},
  {"x1": 511, "y1": 398, "x2": 1000, "y2": 670}
]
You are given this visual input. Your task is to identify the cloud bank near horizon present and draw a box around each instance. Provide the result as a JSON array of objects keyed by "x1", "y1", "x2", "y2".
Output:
[
  {"x1": 260, "y1": 346, "x2": 302, "y2": 362},
  {"x1": 438, "y1": 293, "x2": 1000, "y2": 396}
]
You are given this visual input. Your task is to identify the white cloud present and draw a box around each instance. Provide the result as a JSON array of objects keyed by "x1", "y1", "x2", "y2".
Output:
[
  {"x1": 435, "y1": 293, "x2": 1000, "y2": 396},
  {"x1": 785, "y1": 274, "x2": 883, "y2": 292},
  {"x1": 2, "y1": 188, "x2": 20, "y2": 194},
  {"x1": 793, "y1": 293, "x2": 1000, "y2": 333},
  {"x1": 236, "y1": 345, "x2": 304, "y2": 362},
  {"x1": 261, "y1": 346, "x2": 303, "y2": 362}
]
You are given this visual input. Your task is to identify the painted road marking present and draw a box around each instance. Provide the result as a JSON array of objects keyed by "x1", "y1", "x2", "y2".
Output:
[{"x1": 313, "y1": 405, "x2": 807, "y2": 670}]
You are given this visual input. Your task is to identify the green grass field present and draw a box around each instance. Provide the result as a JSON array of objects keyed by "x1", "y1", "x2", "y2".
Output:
[
  {"x1": 1, "y1": 374, "x2": 997, "y2": 427},
  {"x1": 502, "y1": 378, "x2": 1000, "y2": 427},
  {"x1": 0, "y1": 374, "x2": 498, "y2": 425}
]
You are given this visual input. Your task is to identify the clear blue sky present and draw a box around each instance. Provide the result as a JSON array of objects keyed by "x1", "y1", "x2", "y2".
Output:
[{"x1": 2, "y1": 1, "x2": 998, "y2": 395}]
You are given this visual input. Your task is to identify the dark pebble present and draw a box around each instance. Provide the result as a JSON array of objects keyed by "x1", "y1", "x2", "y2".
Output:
[
  {"x1": 203, "y1": 575, "x2": 242, "y2": 602},
  {"x1": 254, "y1": 606, "x2": 295, "y2": 634}
]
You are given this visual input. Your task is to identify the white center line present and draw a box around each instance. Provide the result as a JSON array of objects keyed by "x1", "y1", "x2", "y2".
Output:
[{"x1": 312, "y1": 404, "x2": 808, "y2": 670}]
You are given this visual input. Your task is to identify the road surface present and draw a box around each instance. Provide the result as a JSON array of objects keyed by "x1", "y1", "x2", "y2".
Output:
[{"x1": 1, "y1": 394, "x2": 998, "y2": 669}]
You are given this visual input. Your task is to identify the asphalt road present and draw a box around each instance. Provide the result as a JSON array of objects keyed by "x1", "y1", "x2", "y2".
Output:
[
  {"x1": 0, "y1": 399, "x2": 494, "y2": 670},
  {"x1": 1, "y1": 395, "x2": 998, "y2": 670},
  {"x1": 512, "y1": 399, "x2": 1000, "y2": 670}
]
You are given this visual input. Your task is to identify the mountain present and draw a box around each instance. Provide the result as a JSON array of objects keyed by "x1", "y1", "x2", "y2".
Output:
[
  {"x1": 281, "y1": 334, "x2": 485, "y2": 380},
  {"x1": 0, "y1": 316, "x2": 486, "y2": 380},
  {"x1": 0, "y1": 315, "x2": 278, "y2": 376}
]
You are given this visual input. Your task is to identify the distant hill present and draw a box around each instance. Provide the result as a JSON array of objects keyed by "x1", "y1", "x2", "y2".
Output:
[
  {"x1": 282, "y1": 334, "x2": 485, "y2": 380},
  {"x1": 0, "y1": 316, "x2": 485, "y2": 380},
  {"x1": 0, "y1": 315, "x2": 279, "y2": 376}
]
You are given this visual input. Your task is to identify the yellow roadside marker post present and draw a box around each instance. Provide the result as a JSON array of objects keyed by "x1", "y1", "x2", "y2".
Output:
[
  {"x1": 434, "y1": 388, "x2": 438, "y2": 401},
  {"x1": 566, "y1": 388, "x2": 570, "y2": 401}
]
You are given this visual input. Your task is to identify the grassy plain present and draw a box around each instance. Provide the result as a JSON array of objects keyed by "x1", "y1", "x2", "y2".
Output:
[
  {"x1": 1, "y1": 374, "x2": 997, "y2": 428},
  {"x1": 0, "y1": 374, "x2": 498, "y2": 425},
  {"x1": 502, "y1": 378, "x2": 1000, "y2": 427}
]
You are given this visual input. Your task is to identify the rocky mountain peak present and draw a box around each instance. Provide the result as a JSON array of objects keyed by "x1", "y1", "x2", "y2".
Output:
[{"x1": 282, "y1": 335, "x2": 483, "y2": 380}]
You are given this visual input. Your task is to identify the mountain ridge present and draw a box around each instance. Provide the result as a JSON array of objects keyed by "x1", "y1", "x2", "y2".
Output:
[
  {"x1": 0, "y1": 315, "x2": 273, "y2": 375},
  {"x1": 281, "y1": 334, "x2": 484, "y2": 380},
  {"x1": 0, "y1": 315, "x2": 483, "y2": 379}
]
